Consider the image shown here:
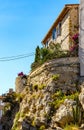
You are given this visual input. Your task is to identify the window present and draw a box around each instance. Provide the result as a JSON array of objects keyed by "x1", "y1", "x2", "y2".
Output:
[
  {"x1": 52, "y1": 22, "x2": 61, "y2": 40},
  {"x1": 45, "y1": 41, "x2": 48, "y2": 48},
  {"x1": 52, "y1": 28, "x2": 56, "y2": 40},
  {"x1": 57, "y1": 22, "x2": 61, "y2": 36}
]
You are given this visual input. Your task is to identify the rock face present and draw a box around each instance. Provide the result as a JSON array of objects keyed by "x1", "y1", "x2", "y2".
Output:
[
  {"x1": 79, "y1": 82, "x2": 84, "y2": 110},
  {"x1": 1, "y1": 102, "x2": 19, "y2": 130},
  {"x1": 52, "y1": 99, "x2": 76, "y2": 127},
  {"x1": 13, "y1": 89, "x2": 52, "y2": 129},
  {"x1": 1, "y1": 57, "x2": 82, "y2": 130},
  {"x1": 11, "y1": 57, "x2": 81, "y2": 130}
]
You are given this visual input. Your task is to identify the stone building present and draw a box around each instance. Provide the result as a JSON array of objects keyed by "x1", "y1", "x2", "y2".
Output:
[{"x1": 42, "y1": 4, "x2": 79, "y2": 50}]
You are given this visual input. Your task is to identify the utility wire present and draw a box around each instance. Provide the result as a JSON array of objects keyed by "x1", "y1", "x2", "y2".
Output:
[
  {"x1": 0, "y1": 52, "x2": 34, "y2": 59},
  {"x1": 0, "y1": 52, "x2": 35, "y2": 62}
]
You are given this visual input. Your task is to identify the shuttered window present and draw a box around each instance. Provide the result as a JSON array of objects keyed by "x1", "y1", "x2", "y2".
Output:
[
  {"x1": 52, "y1": 22, "x2": 61, "y2": 40},
  {"x1": 57, "y1": 22, "x2": 61, "y2": 36},
  {"x1": 52, "y1": 28, "x2": 56, "y2": 40}
]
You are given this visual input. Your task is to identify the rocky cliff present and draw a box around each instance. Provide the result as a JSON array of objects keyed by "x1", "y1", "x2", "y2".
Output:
[{"x1": 1, "y1": 57, "x2": 84, "y2": 130}]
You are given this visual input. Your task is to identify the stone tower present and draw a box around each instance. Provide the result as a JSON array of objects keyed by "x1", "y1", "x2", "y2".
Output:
[{"x1": 15, "y1": 74, "x2": 27, "y2": 93}]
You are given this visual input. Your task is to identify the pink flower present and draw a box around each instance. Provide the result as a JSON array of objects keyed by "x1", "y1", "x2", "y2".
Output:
[
  {"x1": 18, "y1": 72, "x2": 24, "y2": 76},
  {"x1": 72, "y1": 33, "x2": 79, "y2": 44},
  {"x1": 70, "y1": 44, "x2": 78, "y2": 52}
]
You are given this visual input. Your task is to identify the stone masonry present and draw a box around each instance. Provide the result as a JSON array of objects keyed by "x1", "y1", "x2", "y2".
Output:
[{"x1": 27, "y1": 57, "x2": 79, "y2": 93}]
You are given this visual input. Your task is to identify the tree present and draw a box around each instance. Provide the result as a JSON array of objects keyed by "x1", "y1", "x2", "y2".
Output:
[{"x1": 35, "y1": 46, "x2": 41, "y2": 62}]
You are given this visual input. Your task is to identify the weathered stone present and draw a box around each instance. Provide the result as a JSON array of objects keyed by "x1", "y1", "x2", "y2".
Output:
[
  {"x1": 30, "y1": 126, "x2": 37, "y2": 130},
  {"x1": 27, "y1": 57, "x2": 79, "y2": 94},
  {"x1": 64, "y1": 99, "x2": 76, "y2": 107},
  {"x1": 12, "y1": 57, "x2": 80, "y2": 130},
  {"x1": 79, "y1": 83, "x2": 84, "y2": 109},
  {"x1": 15, "y1": 76, "x2": 27, "y2": 93},
  {"x1": 80, "y1": 124, "x2": 84, "y2": 130},
  {"x1": 56, "y1": 127, "x2": 63, "y2": 130},
  {"x1": 22, "y1": 121, "x2": 30, "y2": 130},
  {"x1": 45, "y1": 127, "x2": 63, "y2": 130},
  {"x1": 52, "y1": 99, "x2": 76, "y2": 127}
]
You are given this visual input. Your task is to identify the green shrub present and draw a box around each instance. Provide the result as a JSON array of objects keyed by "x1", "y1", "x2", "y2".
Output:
[
  {"x1": 72, "y1": 96, "x2": 82, "y2": 125},
  {"x1": 38, "y1": 84, "x2": 46, "y2": 90},
  {"x1": 50, "y1": 91, "x2": 79, "y2": 109},
  {"x1": 39, "y1": 125, "x2": 45, "y2": 130},
  {"x1": 31, "y1": 117, "x2": 36, "y2": 127},
  {"x1": 64, "y1": 124, "x2": 79, "y2": 130},
  {"x1": 31, "y1": 62, "x2": 41, "y2": 71},
  {"x1": 31, "y1": 43, "x2": 70, "y2": 71},
  {"x1": 12, "y1": 112, "x2": 20, "y2": 130},
  {"x1": 33, "y1": 84, "x2": 46, "y2": 91},
  {"x1": 52, "y1": 74, "x2": 60, "y2": 81},
  {"x1": 15, "y1": 111, "x2": 20, "y2": 119},
  {"x1": 33, "y1": 84, "x2": 38, "y2": 91},
  {"x1": 67, "y1": 92, "x2": 79, "y2": 100},
  {"x1": 3, "y1": 103, "x2": 11, "y2": 114}
]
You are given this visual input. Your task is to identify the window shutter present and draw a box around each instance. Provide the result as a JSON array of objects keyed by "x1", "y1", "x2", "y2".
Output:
[
  {"x1": 52, "y1": 28, "x2": 56, "y2": 40},
  {"x1": 58, "y1": 22, "x2": 61, "y2": 35}
]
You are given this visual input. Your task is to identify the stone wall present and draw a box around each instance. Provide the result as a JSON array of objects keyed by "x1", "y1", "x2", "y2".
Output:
[
  {"x1": 70, "y1": 5, "x2": 79, "y2": 36},
  {"x1": 15, "y1": 75, "x2": 27, "y2": 93},
  {"x1": 27, "y1": 57, "x2": 79, "y2": 93},
  {"x1": 69, "y1": 5, "x2": 79, "y2": 48},
  {"x1": 59, "y1": 12, "x2": 70, "y2": 50},
  {"x1": 15, "y1": 57, "x2": 79, "y2": 94}
]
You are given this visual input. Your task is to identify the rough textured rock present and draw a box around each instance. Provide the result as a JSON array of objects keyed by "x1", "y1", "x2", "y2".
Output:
[
  {"x1": 79, "y1": 83, "x2": 84, "y2": 110},
  {"x1": 45, "y1": 127, "x2": 63, "y2": 130},
  {"x1": 15, "y1": 57, "x2": 79, "y2": 94},
  {"x1": 1, "y1": 102, "x2": 19, "y2": 130},
  {"x1": 22, "y1": 121, "x2": 37, "y2": 130},
  {"x1": 52, "y1": 99, "x2": 76, "y2": 127},
  {"x1": 27, "y1": 57, "x2": 79, "y2": 93},
  {"x1": 80, "y1": 124, "x2": 84, "y2": 130},
  {"x1": 1, "y1": 57, "x2": 82, "y2": 130},
  {"x1": 20, "y1": 90, "x2": 51, "y2": 126}
]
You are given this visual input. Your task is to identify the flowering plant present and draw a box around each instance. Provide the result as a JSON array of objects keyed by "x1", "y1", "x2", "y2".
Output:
[
  {"x1": 72, "y1": 33, "x2": 79, "y2": 44},
  {"x1": 69, "y1": 44, "x2": 78, "y2": 52},
  {"x1": 18, "y1": 72, "x2": 24, "y2": 76},
  {"x1": 69, "y1": 33, "x2": 79, "y2": 55},
  {"x1": 18, "y1": 72, "x2": 27, "y2": 80}
]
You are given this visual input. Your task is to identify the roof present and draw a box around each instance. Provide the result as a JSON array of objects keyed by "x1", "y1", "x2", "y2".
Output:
[{"x1": 41, "y1": 4, "x2": 79, "y2": 44}]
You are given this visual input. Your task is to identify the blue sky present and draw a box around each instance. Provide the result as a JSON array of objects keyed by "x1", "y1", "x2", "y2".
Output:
[{"x1": 0, "y1": 0, "x2": 79, "y2": 95}]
